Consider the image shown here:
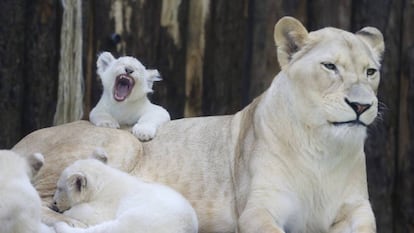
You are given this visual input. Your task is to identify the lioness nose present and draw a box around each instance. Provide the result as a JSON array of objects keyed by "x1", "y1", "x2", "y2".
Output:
[
  {"x1": 345, "y1": 98, "x2": 371, "y2": 116},
  {"x1": 125, "y1": 67, "x2": 134, "y2": 74}
]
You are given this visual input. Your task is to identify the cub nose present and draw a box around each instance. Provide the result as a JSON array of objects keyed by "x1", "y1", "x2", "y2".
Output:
[
  {"x1": 50, "y1": 202, "x2": 59, "y2": 212},
  {"x1": 345, "y1": 98, "x2": 371, "y2": 116},
  {"x1": 125, "y1": 67, "x2": 134, "y2": 74}
]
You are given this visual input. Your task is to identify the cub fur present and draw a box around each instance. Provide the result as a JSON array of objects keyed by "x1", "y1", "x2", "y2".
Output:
[
  {"x1": 14, "y1": 16, "x2": 384, "y2": 233},
  {"x1": 0, "y1": 150, "x2": 54, "y2": 233},
  {"x1": 52, "y1": 148, "x2": 198, "y2": 233},
  {"x1": 89, "y1": 52, "x2": 170, "y2": 141}
]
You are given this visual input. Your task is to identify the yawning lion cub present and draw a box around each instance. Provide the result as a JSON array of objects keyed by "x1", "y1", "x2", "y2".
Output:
[
  {"x1": 13, "y1": 16, "x2": 383, "y2": 233},
  {"x1": 89, "y1": 52, "x2": 170, "y2": 141}
]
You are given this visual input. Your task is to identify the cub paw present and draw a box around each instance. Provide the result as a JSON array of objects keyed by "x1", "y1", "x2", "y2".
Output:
[
  {"x1": 95, "y1": 121, "x2": 120, "y2": 129},
  {"x1": 54, "y1": 222, "x2": 73, "y2": 233},
  {"x1": 132, "y1": 124, "x2": 156, "y2": 141}
]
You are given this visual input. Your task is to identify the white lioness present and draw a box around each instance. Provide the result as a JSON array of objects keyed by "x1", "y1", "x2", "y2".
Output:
[
  {"x1": 13, "y1": 16, "x2": 384, "y2": 233},
  {"x1": 0, "y1": 150, "x2": 54, "y2": 233},
  {"x1": 89, "y1": 52, "x2": 171, "y2": 141},
  {"x1": 52, "y1": 148, "x2": 198, "y2": 233}
]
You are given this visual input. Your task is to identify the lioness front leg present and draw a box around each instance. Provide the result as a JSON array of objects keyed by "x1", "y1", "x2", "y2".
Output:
[
  {"x1": 238, "y1": 207, "x2": 285, "y2": 233},
  {"x1": 330, "y1": 200, "x2": 376, "y2": 233}
]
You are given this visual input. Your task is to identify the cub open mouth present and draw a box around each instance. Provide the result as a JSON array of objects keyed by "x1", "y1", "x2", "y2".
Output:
[{"x1": 113, "y1": 74, "x2": 135, "y2": 102}]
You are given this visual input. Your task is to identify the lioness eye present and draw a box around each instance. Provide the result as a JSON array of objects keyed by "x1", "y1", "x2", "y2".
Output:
[
  {"x1": 367, "y1": 68, "x2": 377, "y2": 76},
  {"x1": 322, "y1": 62, "x2": 337, "y2": 71}
]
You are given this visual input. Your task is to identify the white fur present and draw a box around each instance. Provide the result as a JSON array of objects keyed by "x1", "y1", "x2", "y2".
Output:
[
  {"x1": 13, "y1": 17, "x2": 383, "y2": 233},
  {"x1": 89, "y1": 52, "x2": 170, "y2": 141},
  {"x1": 0, "y1": 150, "x2": 54, "y2": 233},
  {"x1": 52, "y1": 150, "x2": 198, "y2": 233},
  {"x1": 237, "y1": 16, "x2": 382, "y2": 233}
]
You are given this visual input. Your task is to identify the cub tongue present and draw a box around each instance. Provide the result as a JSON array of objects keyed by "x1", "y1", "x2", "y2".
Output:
[
  {"x1": 114, "y1": 83, "x2": 130, "y2": 101},
  {"x1": 113, "y1": 76, "x2": 134, "y2": 101}
]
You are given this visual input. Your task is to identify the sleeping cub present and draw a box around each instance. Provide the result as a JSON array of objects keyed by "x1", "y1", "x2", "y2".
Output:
[
  {"x1": 52, "y1": 149, "x2": 198, "y2": 233},
  {"x1": 89, "y1": 52, "x2": 170, "y2": 141},
  {"x1": 0, "y1": 150, "x2": 54, "y2": 233}
]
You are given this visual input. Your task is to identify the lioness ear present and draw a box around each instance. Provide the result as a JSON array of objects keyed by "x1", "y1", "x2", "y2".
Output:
[
  {"x1": 90, "y1": 147, "x2": 108, "y2": 164},
  {"x1": 68, "y1": 173, "x2": 87, "y2": 192},
  {"x1": 146, "y1": 69, "x2": 161, "y2": 92},
  {"x1": 26, "y1": 153, "x2": 45, "y2": 178},
  {"x1": 356, "y1": 27, "x2": 385, "y2": 61},
  {"x1": 274, "y1": 16, "x2": 308, "y2": 68},
  {"x1": 97, "y1": 52, "x2": 115, "y2": 75}
]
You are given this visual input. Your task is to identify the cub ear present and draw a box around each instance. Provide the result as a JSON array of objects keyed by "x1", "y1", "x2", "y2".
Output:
[
  {"x1": 26, "y1": 153, "x2": 45, "y2": 178},
  {"x1": 147, "y1": 69, "x2": 162, "y2": 82},
  {"x1": 97, "y1": 52, "x2": 115, "y2": 75},
  {"x1": 356, "y1": 27, "x2": 385, "y2": 61},
  {"x1": 67, "y1": 173, "x2": 87, "y2": 192},
  {"x1": 146, "y1": 69, "x2": 162, "y2": 92},
  {"x1": 274, "y1": 16, "x2": 308, "y2": 68},
  {"x1": 90, "y1": 147, "x2": 108, "y2": 164}
]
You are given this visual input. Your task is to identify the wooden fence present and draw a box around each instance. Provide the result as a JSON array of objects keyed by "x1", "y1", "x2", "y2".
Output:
[{"x1": 0, "y1": 0, "x2": 413, "y2": 232}]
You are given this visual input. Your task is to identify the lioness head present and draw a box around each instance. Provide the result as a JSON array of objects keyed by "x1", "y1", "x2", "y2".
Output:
[
  {"x1": 96, "y1": 52, "x2": 161, "y2": 102},
  {"x1": 273, "y1": 17, "x2": 384, "y2": 142},
  {"x1": 52, "y1": 149, "x2": 108, "y2": 213}
]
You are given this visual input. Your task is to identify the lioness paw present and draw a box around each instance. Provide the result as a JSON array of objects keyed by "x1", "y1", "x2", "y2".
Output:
[
  {"x1": 95, "y1": 120, "x2": 120, "y2": 129},
  {"x1": 132, "y1": 124, "x2": 157, "y2": 141}
]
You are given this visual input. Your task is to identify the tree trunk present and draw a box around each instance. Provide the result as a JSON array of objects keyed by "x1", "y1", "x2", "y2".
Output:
[
  {"x1": 23, "y1": 0, "x2": 60, "y2": 132},
  {"x1": 396, "y1": 0, "x2": 414, "y2": 231},
  {"x1": 202, "y1": 0, "x2": 249, "y2": 115},
  {"x1": 0, "y1": 0, "x2": 26, "y2": 148}
]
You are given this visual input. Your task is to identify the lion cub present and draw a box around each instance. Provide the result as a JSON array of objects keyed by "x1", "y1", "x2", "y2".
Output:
[
  {"x1": 89, "y1": 52, "x2": 170, "y2": 141},
  {"x1": 0, "y1": 150, "x2": 54, "y2": 233},
  {"x1": 52, "y1": 149, "x2": 198, "y2": 233}
]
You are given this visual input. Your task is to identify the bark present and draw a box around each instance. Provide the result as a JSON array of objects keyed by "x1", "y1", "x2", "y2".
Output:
[
  {"x1": 184, "y1": 0, "x2": 209, "y2": 117},
  {"x1": 307, "y1": 0, "x2": 351, "y2": 31},
  {"x1": 202, "y1": 0, "x2": 249, "y2": 115},
  {"x1": 22, "y1": 0, "x2": 59, "y2": 134},
  {"x1": 396, "y1": 0, "x2": 414, "y2": 231},
  {"x1": 155, "y1": 0, "x2": 188, "y2": 119},
  {"x1": 0, "y1": 0, "x2": 26, "y2": 148}
]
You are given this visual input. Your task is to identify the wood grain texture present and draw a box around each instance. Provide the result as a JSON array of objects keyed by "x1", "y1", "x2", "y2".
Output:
[{"x1": 0, "y1": 0, "x2": 26, "y2": 148}]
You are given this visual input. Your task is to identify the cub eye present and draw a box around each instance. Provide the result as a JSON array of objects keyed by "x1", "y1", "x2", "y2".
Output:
[
  {"x1": 366, "y1": 68, "x2": 377, "y2": 76},
  {"x1": 321, "y1": 62, "x2": 337, "y2": 71}
]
